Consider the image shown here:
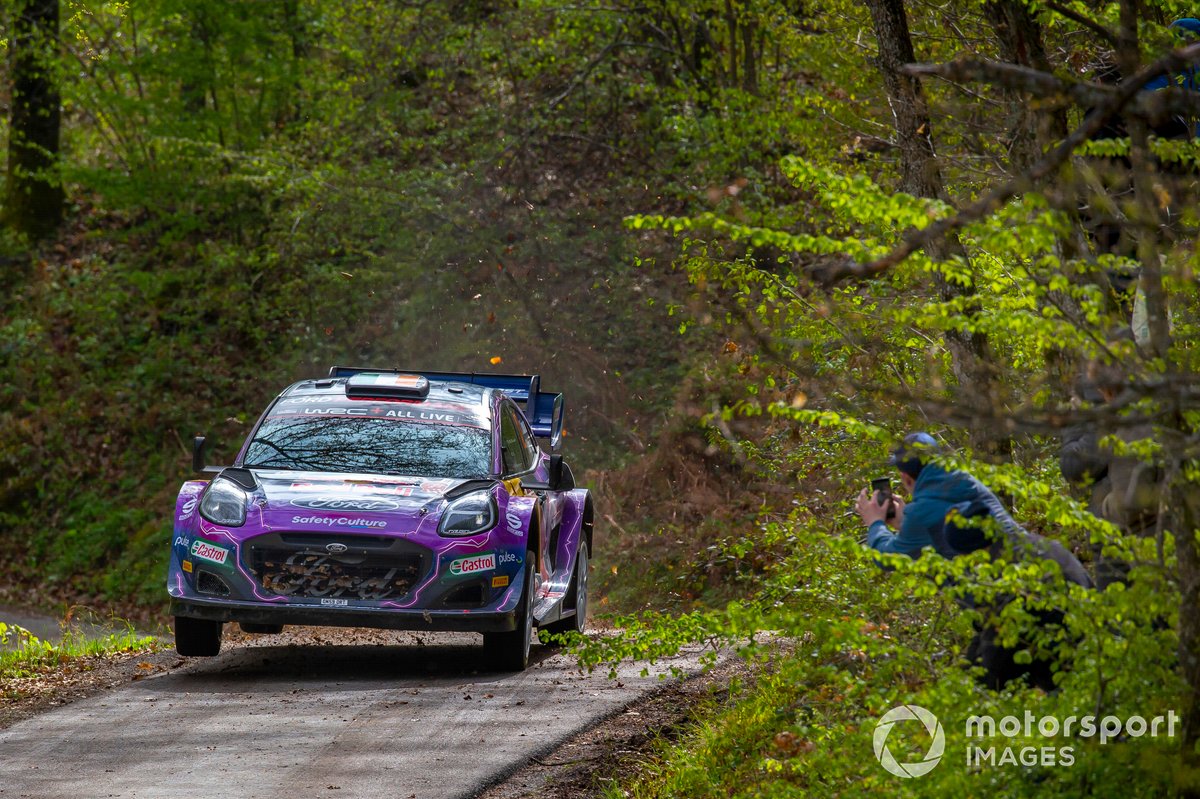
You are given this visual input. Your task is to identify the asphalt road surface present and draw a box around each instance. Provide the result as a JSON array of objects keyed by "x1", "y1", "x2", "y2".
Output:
[{"x1": 0, "y1": 629, "x2": 706, "y2": 799}]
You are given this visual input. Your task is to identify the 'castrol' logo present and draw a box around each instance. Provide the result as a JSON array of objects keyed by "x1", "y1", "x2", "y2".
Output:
[
  {"x1": 449, "y1": 553, "x2": 496, "y2": 576},
  {"x1": 190, "y1": 540, "x2": 229, "y2": 565}
]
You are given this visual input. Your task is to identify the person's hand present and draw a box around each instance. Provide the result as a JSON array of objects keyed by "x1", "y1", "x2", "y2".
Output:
[
  {"x1": 855, "y1": 488, "x2": 890, "y2": 526},
  {"x1": 891, "y1": 494, "x2": 906, "y2": 529}
]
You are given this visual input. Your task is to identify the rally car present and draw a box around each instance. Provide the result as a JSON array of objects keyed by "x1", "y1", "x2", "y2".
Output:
[{"x1": 167, "y1": 367, "x2": 592, "y2": 671}]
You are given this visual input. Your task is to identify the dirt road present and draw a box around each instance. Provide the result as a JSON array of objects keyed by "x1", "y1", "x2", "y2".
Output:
[{"x1": 0, "y1": 628, "x2": 704, "y2": 798}]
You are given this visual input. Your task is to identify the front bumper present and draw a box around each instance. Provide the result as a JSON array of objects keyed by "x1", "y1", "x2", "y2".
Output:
[
  {"x1": 168, "y1": 523, "x2": 527, "y2": 632},
  {"x1": 170, "y1": 597, "x2": 519, "y2": 633}
]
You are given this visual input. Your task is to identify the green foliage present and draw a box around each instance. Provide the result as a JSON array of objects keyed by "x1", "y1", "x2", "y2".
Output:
[
  {"x1": 0, "y1": 619, "x2": 158, "y2": 683},
  {"x1": 579, "y1": 420, "x2": 1186, "y2": 795},
  {"x1": 3, "y1": 0, "x2": 731, "y2": 608},
  {"x1": 607, "y1": 633, "x2": 1184, "y2": 797},
  {"x1": 574, "y1": 2, "x2": 1200, "y2": 794}
]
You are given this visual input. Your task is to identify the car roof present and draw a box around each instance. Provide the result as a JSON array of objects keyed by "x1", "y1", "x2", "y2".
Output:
[
  {"x1": 283, "y1": 376, "x2": 487, "y2": 402},
  {"x1": 269, "y1": 377, "x2": 497, "y2": 429}
]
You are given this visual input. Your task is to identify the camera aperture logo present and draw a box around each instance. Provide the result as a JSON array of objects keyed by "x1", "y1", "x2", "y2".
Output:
[{"x1": 873, "y1": 705, "x2": 946, "y2": 778}]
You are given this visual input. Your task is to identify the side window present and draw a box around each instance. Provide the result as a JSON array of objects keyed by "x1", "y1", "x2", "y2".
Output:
[
  {"x1": 516, "y1": 412, "x2": 540, "y2": 468},
  {"x1": 500, "y1": 405, "x2": 528, "y2": 475}
]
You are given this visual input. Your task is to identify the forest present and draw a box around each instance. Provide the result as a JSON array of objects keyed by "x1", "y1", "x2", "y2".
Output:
[{"x1": 2, "y1": 0, "x2": 1200, "y2": 795}]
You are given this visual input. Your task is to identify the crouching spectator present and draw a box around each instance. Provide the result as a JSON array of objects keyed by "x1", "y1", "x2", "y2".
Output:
[
  {"x1": 855, "y1": 432, "x2": 980, "y2": 558},
  {"x1": 854, "y1": 432, "x2": 1091, "y2": 691}
]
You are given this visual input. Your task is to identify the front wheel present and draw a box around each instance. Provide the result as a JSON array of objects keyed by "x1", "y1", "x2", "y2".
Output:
[
  {"x1": 544, "y1": 540, "x2": 588, "y2": 639},
  {"x1": 483, "y1": 551, "x2": 536, "y2": 671},
  {"x1": 174, "y1": 616, "x2": 222, "y2": 657}
]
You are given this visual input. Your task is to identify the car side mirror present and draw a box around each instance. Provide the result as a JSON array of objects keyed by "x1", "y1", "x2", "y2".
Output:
[
  {"x1": 192, "y1": 436, "x2": 222, "y2": 475},
  {"x1": 522, "y1": 454, "x2": 575, "y2": 493},
  {"x1": 193, "y1": 436, "x2": 207, "y2": 473},
  {"x1": 547, "y1": 454, "x2": 575, "y2": 491}
]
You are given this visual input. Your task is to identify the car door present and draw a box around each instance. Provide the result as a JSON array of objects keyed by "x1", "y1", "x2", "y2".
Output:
[
  {"x1": 516, "y1": 410, "x2": 566, "y2": 563},
  {"x1": 498, "y1": 402, "x2": 547, "y2": 581}
]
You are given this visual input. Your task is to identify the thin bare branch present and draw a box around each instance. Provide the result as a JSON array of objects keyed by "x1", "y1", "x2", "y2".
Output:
[
  {"x1": 906, "y1": 58, "x2": 1200, "y2": 122},
  {"x1": 810, "y1": 41, "x2": 1200, "y2": 285},
  {"x1": 1043, "y1": 1, "x2": 1119, "y2": 45},
  {"x1": 547, "y1": 30, "x2": 624, "y2": 110}
]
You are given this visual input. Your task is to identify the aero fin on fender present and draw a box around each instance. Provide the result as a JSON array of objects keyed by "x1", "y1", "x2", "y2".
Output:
[
  {"x1": 219, "y1": 467, "x2": 258, "y2": 491},
  {"x1": 444, "y1": 478, "x2": 498, "y2": 500}
]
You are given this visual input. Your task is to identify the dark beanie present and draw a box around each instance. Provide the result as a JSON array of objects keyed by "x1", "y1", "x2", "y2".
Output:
[{"x1": 889, "y1": 432, "x2": 941, "y2": 478}]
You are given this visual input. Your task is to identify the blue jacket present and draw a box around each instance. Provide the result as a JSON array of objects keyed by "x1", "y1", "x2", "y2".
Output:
[
  {"x1": 866, "y1": 463, "x2": 1093, "y2": 587},
  {"x1": 867, "y1": 463, "x2": 981, "y2": 558}
]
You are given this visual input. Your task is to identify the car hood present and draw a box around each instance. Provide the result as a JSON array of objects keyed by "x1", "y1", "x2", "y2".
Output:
[
  {"x1": 256, "y1": 471, "x2": 467, "y2": 506},
  {"x1": 242, "y1": 471, "x2": 473, "y2": 535}
]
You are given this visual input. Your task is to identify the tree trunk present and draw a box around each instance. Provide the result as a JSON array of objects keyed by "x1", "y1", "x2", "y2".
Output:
[
  {"x1": 1117, "y1": 0, "x2": 1198, "y2": 765},
  {"x1": 282, "y1": 0, "x2": 306, "y2": 60},
  {"x1": 1117, "y1": 2, "x2": 1171, "y2": 362},
  {"x1": 864, "y1": 0, "x2": 944, "y2": 200},
  {"x1": 281, "y1": 0, "x2": 306, "y2": 123},
  {"x1": 984, "y1": 0, "x2": 1066, "y2": 171},
  {"x1": 4, "y1": 0, "x2": 63, "y2": 242},
  {"x1": 725, "y1": 0, "x2": 738, "y2": 88},
  {"x1": 742, "y1": 16, "x2": 758, "y2": 94},
  {"x1": 1177, "y1": 486, "x2": 1200, "y2": 761},
  {"x1": 864, "y1": 0, "x2": 995, "y2": 416}
]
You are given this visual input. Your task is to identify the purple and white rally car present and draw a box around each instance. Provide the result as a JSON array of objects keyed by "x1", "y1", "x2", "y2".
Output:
[{"x1": 168, "y1": 367, "x2": 592, "y2": 670}]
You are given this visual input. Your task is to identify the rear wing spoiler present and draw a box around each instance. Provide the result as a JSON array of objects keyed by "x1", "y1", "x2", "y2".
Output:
[{"x1": 328, "y1": 366, "x2": 565, "y2": 449}]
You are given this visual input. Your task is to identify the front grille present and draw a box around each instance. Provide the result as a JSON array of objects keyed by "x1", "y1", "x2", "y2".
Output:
[{"x1": 246, "y1": 532, "x2": 426, "y2": 601}]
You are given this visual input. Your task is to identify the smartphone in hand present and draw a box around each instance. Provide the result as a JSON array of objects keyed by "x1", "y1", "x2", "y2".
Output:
[{"x1": 871, "y1": 477, "x2": 896, "y2": 520}]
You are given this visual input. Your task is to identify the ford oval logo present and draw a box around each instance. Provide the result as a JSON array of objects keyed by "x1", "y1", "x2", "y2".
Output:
[
  {"x1": 326, "y1": 543, "x2": 349, "y2": 554},
  {"x1": 291, "y1": 498, "x2": 401, "y2": 511}
]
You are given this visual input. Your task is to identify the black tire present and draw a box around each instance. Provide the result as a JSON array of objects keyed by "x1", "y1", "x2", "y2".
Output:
[
  {"x1": 239, "y1": 622, "x2": 283, "y2": 635},
  {"x1": 544, "y1": 540, "x2": 588, "y2": 639},
  {"x1": 174, "y1": 616, "x2": 223, "y2": 657},
  {"x1": 484, "y1": 551, "x2": 536, "y2": 671}
]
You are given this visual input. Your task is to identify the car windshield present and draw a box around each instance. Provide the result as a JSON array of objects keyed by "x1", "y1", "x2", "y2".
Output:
[{"x1": 243, "y1": 417, "x2": 492, "y2": 478}]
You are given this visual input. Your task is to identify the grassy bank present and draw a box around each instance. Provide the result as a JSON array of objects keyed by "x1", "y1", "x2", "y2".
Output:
[
  {"x1": 1, "y1": 620, "x2": 159, "y2": 697},
  {"x1": 592, "y1": 517, "x2": 1187, "y2": 798}
]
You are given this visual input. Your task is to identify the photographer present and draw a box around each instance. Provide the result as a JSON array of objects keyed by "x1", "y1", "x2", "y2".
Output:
[
  {"x1": 855, "y1": 432, "x2": 1092, "y2": 690},
  {"x1": 854, "y1": 432, "x2": 976, "y2": 558},
  {"x1": 857, "y1": 432, "x2": 1090, "y2": 583}
]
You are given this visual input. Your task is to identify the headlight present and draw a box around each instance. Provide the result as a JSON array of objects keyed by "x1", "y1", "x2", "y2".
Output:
[
  {"x1": 199, "y1": 478, "x2": 248, "y2": 527},
  {"x1": 438, "y1": 491, "x2": 497, "y2": 537}
]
